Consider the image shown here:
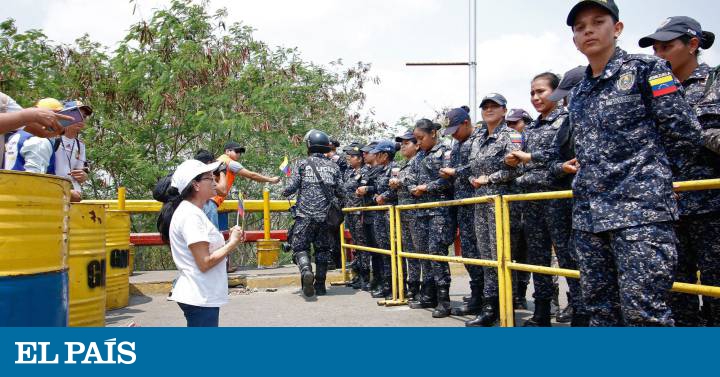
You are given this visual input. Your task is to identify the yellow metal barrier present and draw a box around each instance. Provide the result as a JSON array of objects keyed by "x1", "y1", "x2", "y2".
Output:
[
  {"x1": 393, "y1": 196, "x2": 511, "y2": 323},
  {"x1": 339, "y1": 205, "x2": 397, "y2": 305},
  {"x1": 500, "y1": 178, "x2": 720, "y2": 327}
]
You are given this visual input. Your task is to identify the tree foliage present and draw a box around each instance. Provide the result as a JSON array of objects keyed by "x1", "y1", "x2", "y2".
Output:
[{"x1": 0, "y1": 0, "x2": 380, "y2": 200}]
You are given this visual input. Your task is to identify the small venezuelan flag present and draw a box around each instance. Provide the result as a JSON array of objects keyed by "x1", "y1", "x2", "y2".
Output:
[
  {"x1": 279, "y1": 156, "x2": 291, "y2": 177},
  {"x1": 650, "y1": 74, "x2": 678, "y2": 97}
]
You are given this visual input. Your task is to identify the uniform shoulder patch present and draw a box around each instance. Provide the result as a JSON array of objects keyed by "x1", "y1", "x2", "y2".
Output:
[
  {"x1": 508, "y1": 131, "x2": 523, "y2": 145},
  {"x1": 649, "y1": 73, "x2": 679, "y2": 97},
  {"x1": 617, "y1": 72, "x2": 636, "y2": 92}
]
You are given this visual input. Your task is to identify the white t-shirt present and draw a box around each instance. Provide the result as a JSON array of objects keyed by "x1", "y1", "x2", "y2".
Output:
[
  {"x1": 53, "y1": 136, "x2": 86, "y2": 191},
  {"x1": 169, "y1": 200, "x2": 228, "y2": 307}
]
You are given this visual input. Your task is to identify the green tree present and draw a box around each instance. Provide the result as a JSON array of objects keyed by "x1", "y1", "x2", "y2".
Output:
[{"x1": 0, "y1": 0, "x2": 380, "y2": 202}]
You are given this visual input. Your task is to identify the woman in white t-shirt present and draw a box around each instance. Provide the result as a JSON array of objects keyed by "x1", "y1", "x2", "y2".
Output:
[{"x1": 157, "y1": 159, "x2": 244, "y2": 327}]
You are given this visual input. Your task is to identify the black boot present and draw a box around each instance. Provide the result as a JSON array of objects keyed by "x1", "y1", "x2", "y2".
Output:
[
  {"x1": 295, "y1": 251, "x2": 315, "y2": 297},
  {"x1": 451, "y1": 281, "x2": 483, "y2": 316},
  {"x1": 409, "y1": 281, "x2": 437, "y2": 309},
  {"x1": 465, "y1": 297, "x2": 499, "y2": 327},
  {"x1": 431, "y1": 286, "x2": 452, "y2": 318},
  {"x1": 314, "y1": 262, "x2": 328, "y2": 296},
  {"x1": 371, "y1": 280, "x2": 391, "y2": 299},
  {"x1": 523, "y1": 299, "x2": 552, "y2": 327},
  {"x1": 513, "y1": 282, "x2": 528, "y2": 310},
  {"x1": 406, "y1": 282, "x2": 420, "y2": 302}
]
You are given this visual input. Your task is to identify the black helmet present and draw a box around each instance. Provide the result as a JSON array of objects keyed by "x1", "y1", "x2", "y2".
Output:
[{"x1": 306, "y1": 129, "x2": 331, "y2": 153}]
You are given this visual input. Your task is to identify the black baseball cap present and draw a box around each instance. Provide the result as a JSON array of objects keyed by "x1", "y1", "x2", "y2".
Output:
[
  {"x1": 548, "y1": 66, "x2": 587, "y2": 102},
  {"x1": 360, "y1": 141, "x2": 378, "y2": 153},
  {"x1": 224, "y1": 141, "x2": 246, "y2": 154},
  {"x1": 395, "y1": 130, "x2": 417, "y2": 143},
  {"x1": 443, "y1": 108, "x2": 471, "y2": 136},
  {"x1": 639, "y1": 16, "x2": 715, "y2": 49},
  {"x1": 480, "y1": 93, "x2": 508, "y2": 108},
  {"x1": 506, "y1": 109, "x2": 533, "y2": 123},
  {"x1": 567, "y1": 0, "x2": 620, "y2": 27},
  {"x1": 343, "y1": 142, "x2": 364, "y2": 156}
]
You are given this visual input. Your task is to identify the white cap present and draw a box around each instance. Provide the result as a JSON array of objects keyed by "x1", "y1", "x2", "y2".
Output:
[{"x1": 171, "y1": 160, "x2": 221, "y2": 193}]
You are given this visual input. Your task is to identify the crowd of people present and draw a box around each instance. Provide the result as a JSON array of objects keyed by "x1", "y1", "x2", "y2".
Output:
[
  {"x1": 279, "y1": 1, "x2": 720, "y2": 328},
  {"x1": 3, "y1": 1, "x2": 720, "y2": 328}
]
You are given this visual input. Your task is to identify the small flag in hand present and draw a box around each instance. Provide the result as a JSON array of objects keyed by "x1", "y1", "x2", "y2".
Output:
[{"x1": 279, "y1": 156, "x2": 291, "y2": 177}]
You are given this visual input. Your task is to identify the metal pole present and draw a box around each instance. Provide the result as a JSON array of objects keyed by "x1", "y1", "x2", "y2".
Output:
[
  {"x1": 469, "y1": 0, "x2": 477, "y2": 122},
  {"x1": 262, "y1": 187, "x2": 271, "y2": 240},
  {"x1": 118, "y1": 186, "x2": 126, "y2": 211}
]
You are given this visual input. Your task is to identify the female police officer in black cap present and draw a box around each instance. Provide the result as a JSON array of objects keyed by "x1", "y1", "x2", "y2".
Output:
[
  {"x1": 640, "y1": 16, "x2": 720, "y2": 326},
  {"x1": 565, "y1": 0, "x2": 702, "y2": 326}
]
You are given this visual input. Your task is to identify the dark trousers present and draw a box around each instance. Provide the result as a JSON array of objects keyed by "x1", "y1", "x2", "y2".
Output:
[{"x1": 178, "y1": 303, "x2": 219, "y2": 327}]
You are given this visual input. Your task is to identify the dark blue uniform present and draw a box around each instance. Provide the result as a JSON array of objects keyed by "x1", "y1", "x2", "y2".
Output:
[
  {"x1": 392, "y1": 158, "x2": 421, "y2": 290},
  {"x1": 373, "y1": 162, "x2": 399, "y2": 292},
  {"x1": 411, "y1": 143, "x2": 454, "y2": 289},
  {"x1": 282, "y1": 154, "x2": 344, "y2": 266},
  {"x1": 449, "y1": 127, "x2": 484, "y2": 289},
  {"x1": 665, "y1": 63, "x2": 720, "y2": 326},
  {"x1": 342, "y1": 166, "x2": 370, "y2": 282},
  {"x1": 358, "y1": 164, "x2": 384, "y2": 289},
  {"x1": 515, "y1": 108, "x2": 584, "y2": 317},
  {"x1": 568, "y1": 48, "x2": 703, "y2": 326},
  {"x1": 470, "y1": 122, "x2": 523, "y2": 300}
]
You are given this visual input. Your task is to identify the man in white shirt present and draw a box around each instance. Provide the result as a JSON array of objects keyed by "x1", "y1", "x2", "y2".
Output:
[{"x1": 52, "y1": 100, "x2": 92, "y2": 202}]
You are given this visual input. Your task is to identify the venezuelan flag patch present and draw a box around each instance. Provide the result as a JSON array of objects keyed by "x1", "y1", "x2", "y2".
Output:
[
  {"x1": 649, "y1": 74, "x2": 678, "y2": 97},
  {"x1": 509, "y1": 132, "x2": 523, "y2": 145}
]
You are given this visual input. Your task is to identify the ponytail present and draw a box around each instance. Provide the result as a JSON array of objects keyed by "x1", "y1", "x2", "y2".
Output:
[
  {"x1": 156, "y1": 185, "x2": 195, "y2": 244},
  {"x1": 414, "y1": 119, "x2": 441, "y2": 134}
]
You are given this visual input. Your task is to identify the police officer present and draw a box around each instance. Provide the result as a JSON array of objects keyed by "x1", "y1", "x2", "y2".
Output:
[
  {"x1": 327, "y1": 138, "x2": 347, "y2": 270},
  {"x1": 505, "y1": 73, "x2": 586, "y2": 327},
  {"x1": 407, "y1": 119, "x2": 454, "y2": 318},
  {"x1": 438, "y1": 108, "x2": 485, "y2": 316},
  {"x1": 366, "y1": 140, "x2": 399, "y2": 299},
  {"x1": 356, "y1": 141, "x2": 384, "y2": 293},
  {"x1": 640, "y1": 16, "x2": 720, "y2": 326},
  {"x1": 282, "y1": 130, "x2": 344, "y2": 298},
  {"x1": 390, "y1": 131, "x2": 421, "y2": 301},
  {"x1": 504, "y1": 108, "x2": 533, "y2": 310},
  {"x1": 464, "y1": 93, "x2": 523, "y2": 327},
  {"x1": 341, "y1": 143, "x2": 370, "y2": 290},
  {"x1": 566, "y1": 0, "x2": 703, "y2": 326}
]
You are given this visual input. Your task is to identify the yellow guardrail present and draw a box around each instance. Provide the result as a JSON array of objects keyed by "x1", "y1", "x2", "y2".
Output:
[
  {"x1": 338, "y1": 205, "x2": 398, "y2": 305},
  {"x1": 499, "y1": 178, "x2": 720, "y2": 327},
  {"x1": 394, "y1": 196, "x2": 512, "y2": 323}
]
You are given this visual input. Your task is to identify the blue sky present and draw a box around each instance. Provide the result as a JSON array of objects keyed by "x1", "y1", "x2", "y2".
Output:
[{"x1": 6, "y1": 0, "x2": 720, "y2": 129}]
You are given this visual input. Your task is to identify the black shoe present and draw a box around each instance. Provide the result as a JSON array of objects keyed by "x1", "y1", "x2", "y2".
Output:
[
  {"x1": 465, "y1": 297, "x2": 499, "y2": 327},
  {"x1": 295, "y1": 251, "x2": 315, "y2": 297},
  {"x1": 314, "y1": 283, "x2": 327, "y2": 296},
  {"x1": 451, "y1": 281, "x2": 483, "y2": 316},
  {"x1": 513, "y1": 282, "x2": 528, "y2": 310},
  {"x1": 409, "y1": 282, "x2": 437, "y2": 309},
  {"x1": 372, "y1": 281, "x2": 392, "y2": 299},
  {"x1": 314, "y1": 262, "x2": 328, "y2": 296},
  {"x1": 301, "y1": 270, "x2": 315, "y2": 297},
  {"x1": 523, "y1": 299, "x2": 552, "y2": 327},
  {"x1": 431, "y1": 286, "x2": 452, "y2": 318},
  {"x1": 406, "y1": 282, "x2": 420, "y2": 302},
  {"x1": 556, "y1": 305, "x2": 573, "y2": 323}
]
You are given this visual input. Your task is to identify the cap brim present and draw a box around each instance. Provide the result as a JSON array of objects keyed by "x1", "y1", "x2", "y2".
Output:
[
  {"x1": 203, "y1": 161, "x2": 222, "y2": 174},
  {"x1": 567, "y1": 1, "x2": 615, "y2": 26},
  {"x1": 639, "y1": 31, "x2": 686, "y2": 48},
  {"x1": 548, "y1": 88, "x2": 571, "y2": 102},
  {"x1": 479, "y1": 99, "x2": 506, "y2": 108},
  {"x1": 395, "y1": 136, "x2": 414, "y2": 142},
  {"x1": 442, "y1": 125, "x2": 460, "y2": 136}
]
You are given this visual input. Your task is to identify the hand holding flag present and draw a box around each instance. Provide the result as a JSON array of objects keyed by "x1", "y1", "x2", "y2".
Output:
[{"x1": 236, "y1": 191, "x2": 246, "y2": 230}]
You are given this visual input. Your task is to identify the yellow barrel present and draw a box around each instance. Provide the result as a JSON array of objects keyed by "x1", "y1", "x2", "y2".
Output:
[
  {"x1": 129, "y1": 244, "x2": 135, "y2": 276},
  {"x1": 0, "y1": 171, "x2": 70, "y2": 326},
  {"x1": 256, "y1": 239, "x2": 280, "y2": 269},
  {"x1": 105, "y1": 211, "x2": 130, "y2": 310},
  {"x1": 68, "y1": 203, "x2": 106, "y2": 327}
]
